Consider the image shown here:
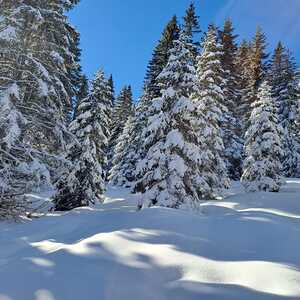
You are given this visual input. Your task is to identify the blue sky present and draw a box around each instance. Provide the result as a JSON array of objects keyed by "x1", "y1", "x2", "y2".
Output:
[{"x1": 69, "y1": 0, "x2": 300, "y2": 100}]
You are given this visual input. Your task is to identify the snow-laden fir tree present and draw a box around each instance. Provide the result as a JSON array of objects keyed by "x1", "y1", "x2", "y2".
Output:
[
  {"x1": 144, "y1": 16, "x2": 180, "y2": 99},
  {"x1": 286, "y1": 78, "x2": 300, "y2": 177},
  {"x1": 108, "y1": 75, "x2": 115, "y2": 107},
  {"x1": 108, "y1": 85, "x2": 134, "y2": 172},
  {"x1": 135, "y1": 31, "x2": 220, "y2": 209},
  {"x1": 0, "y1": 86, "x2": 30, "y2": 220},
  {"x1": 219, "y1": 19, "x2": 243, "y2": 179},
  {"x1": 0, "y1": 0, "x2": 81, "y2": 218},
  {"x1": 241, "y1": 81, "x2": 284, "y2": 192},
  {"x1": 52, "y1": 71, "x2": 111, "y2": 210},
  {"x1": 109, "y1": 115, "x2": 136, "y2": 186},
  {"x1": 183, "y1": 3, "x2": 200, "y2": 39},
  {"x1": 73, "y1": 75, "x2": 89, "y2": 120},
  {"x1": 293, "y1": 86, "x2": 300, "y2": 176},
  {"x1": 249, "y1": 26, "x2": 268, "y2": 88},
  {"x1": 239, "y1": 27, "x2": 269, "y2": 133},
  {"x1": 235, "y1": 40, "x2": 252, "y2": 127},
  {"x1": 110, "y1": 94, "x2": 151, "y2": 188},
  {"x1": 114, "y1": 16, "x2": 180, "y2": 187},
  {"x1": 89, "y1": 70, "x2": 112, "y2": 175},
  {"x1": 268, "y1": 43, "x2": 299, "y2": 176},
  {"x1": 191, "y1": 25, "x2": 230, "y2": 198},
  {"x1": 183, "y1": 3, "x2": 201, "y2": 58},
  {"x1": 111, "y1": 15, "x2": 193, "y2": 188},
  {"x1": 0, "y1": 0, "x2": 81, "y2": 154}
]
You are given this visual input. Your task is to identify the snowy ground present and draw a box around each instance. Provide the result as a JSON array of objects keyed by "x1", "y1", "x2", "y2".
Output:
[{"x1": 1, "y1": 180, "x2": 300, "y2": 300}]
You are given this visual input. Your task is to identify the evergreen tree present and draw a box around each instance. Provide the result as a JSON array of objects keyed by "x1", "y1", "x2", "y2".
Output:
[
  {"x1": 108, "y1": 85, "x2": 134, "y2": 172},
  {"x1": 219, "y1": 19, "x2": 243, "y2": 179},
  {"x1": 144, "y1": 15, "x2": 180, "y2": 99},
  {"x1": 135, "y1": 32, "x2": 208, "y2": 208},
  {"x1": 292, "y1": 86, "x2": 300, "y2": 176},
  {"x1": 106, "y1": 74, "x2": 115, "y2": 135},
  {"x1": 108, "y1": 74, "x2": 115, "y2": 107},
  {"x1": 0, "y1": 0, "x2": 81, "y2": 217},
  {"x1": 183, "y1": 3, "x2": 200, "y2": 39},
  {"x1": 90, "y1": 70, "x2": 112, "y2": 174},
  {"x1": 109, "y1": 115, "x2": 135, "y2": 186},
  {"x1": 115, "y1": 16, "x2": 180, "y2": 187},
  {"x1": 239, "y1": 27, "x2": 268, "y2": 133},
  {"x1": 0, "y1": 0, "x2": 81, "y2": 168},
  {"x1": 192, "y1": 25, "x2": 230, "y2": 198},
  {"x1": 183, "y1": 3, "x2": 201, "y2": 57},
  {"x1": 112, "y1": 94, "x2": 150, "y2": 187},
  {"x1": 241, "y1": 81, "x2": 284, "y2": 192},
  {"x1": 268, "y1": 43, "x2": 299, "y2": 176},
  {"x1": 235, "y1": 40, "x2": 252, "y2": 124},
  {"x1": 73, "y1": 74, "x2": 89, "y2": 120},
  {"x1": 52, "y1": 71, "x2": 110, "y2": 210},
  {"x1": 250, "y1": 26, "x2": 269, "y2": 88}
]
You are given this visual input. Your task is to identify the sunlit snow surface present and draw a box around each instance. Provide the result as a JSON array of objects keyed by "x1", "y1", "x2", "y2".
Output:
[{"x1": 0, "y1": 179, "x2": 300, "y2": 300}]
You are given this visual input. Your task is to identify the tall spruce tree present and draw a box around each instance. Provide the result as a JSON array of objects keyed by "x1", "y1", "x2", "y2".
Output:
[
  {"x1": 183, "y1": 3, "x2": 200, "y2": 39},
  {"x1": 268, "y1": 43, "x2": 299, "y2": 176},
  {"x1": 293, "y1": 86, "x2": 300, "y2": 176},
  {"x1": 239, "y1": 27, "x2": 269, "y2": 134},
  {"x1": 114, "y1": 16, "x2": 180, "y2": 186},
  {"x1": 235, "y1": 40, "x2": 252, "y2": 125},
  {"x1": 135, "y1": 32, "x2": 210, "y2": 208},
  {"x1": 183, "y1": 3, "x2": 201, "y2": 58},
  {"x1": 108, "y1": 85, "x2": 134, "y2": 173},
  {"x1": 0, "y1": 0, "x2": 81, "y2": 218},
  {"x1": 73, "y1": 74, "x2": 89, "y2": 120},
  {"x1": 110, "y1": 94, "x2": 150, "y2": 187},
  {"x1": 241, "y1": 81, "x2": 284, "y2": 192},
  {"x1": 52, "y1": 70, "x2": 111, "y2": 211},
  {"x1": 191, "y1": 25, "x2": 230, "y2": 197},
  {"x1": 108, "y1": 74, "x2": 115, "y2": 107},
  {"x1": 144, "y1": 15, "x2": 180, "y2": 99},
  {"x1": 109, "y1": 115, "x2": 136, "y2": 186},
  {"x1": 219, "y1": 19, "x2": 243, "y2": 179},
  {"x1": 250, "y1": 26, "x2": 269, "y2": 88},
  {"x1": 90, "y1": 70, "x2": 113, "y2": 175}
]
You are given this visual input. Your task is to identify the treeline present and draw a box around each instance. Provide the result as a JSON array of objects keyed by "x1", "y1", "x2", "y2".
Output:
[{"x1": 0, "y1": 2, "x2": 299, "y2": 219}]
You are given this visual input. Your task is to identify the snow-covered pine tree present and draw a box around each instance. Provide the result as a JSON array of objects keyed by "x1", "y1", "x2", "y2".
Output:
[
  {"x1": 106, "y1": 74, "x2": 115, "y2": 137},
  {"x1": 191, "y1": 24, "x2": 230, "y2": 198},
  {"x1": 116, "y1": 17, "x2": 180, "y2": 186},
  {"x1": 144, "y1": 15, "x2": 180, "y2": 99},
  {"x1": 268, "y1": 43, "x2": 299, "y2": 176},
  {"x1": 108, "y1": 75, "x2": 115, "y2": 107},
  {"x1": 0, "y1": 0, "x2": 82, "y2": 218},
  {"x1": 0, "y1": 0, "x2": 81, "y2": 160},
  {"x1": 110, "y1": 94, "x2": 150, "y2": 187},
  {"x1": 219, "y1": 19, "x2": 243, "y2": 179},
  {"x1": 53, "y1": 70, "x2": 111, "y2": 210},
  {"x1": 109, "y1": 115, "x2": 136, "y2": 186},
  {"x1": 235, "y1": 40, "x2": 252, "y2": 126},
  {"x1": 108, "y1": 85, "x2": 134, "y2": 172},
  {"x1": 292, "y1": 86, "x2": 300, "y2": 176},
  {"x1": 240, "y1": 27, "x2": 269, "y2": 133},
  {"x1": 135, "y1": 31, "x2": 219, "y2": 209},
  {"x1": 183, "y1": 3, "x2": 201, "y2": 39},
  {"x1": 74, "y1": 75, "x2": 89, "y2": 120},
  {"x1": 183, "y1": 3, "x2": 201, "y2": 58},
  {"x1": 0, "y1": 85, "x2": 30, "y2": 220},
  {"x1": 241, "y1": 81, "x2": 284, "y2": 192},
  {"x1": 90, "y1": 70, "x2": 112, "y2": 174},
  {"x1": 249, "y1": 26, "x2": 269, "y2": 88}
]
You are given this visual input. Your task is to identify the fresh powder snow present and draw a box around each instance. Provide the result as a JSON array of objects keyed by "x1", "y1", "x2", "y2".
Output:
[{"x1": 0, "y1": 179, "x2": 300, "y2": 300}]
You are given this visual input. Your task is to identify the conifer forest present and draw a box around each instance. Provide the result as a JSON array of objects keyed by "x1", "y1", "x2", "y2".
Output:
[{"x1": 0, "y1": 1, "x2": 300, "y2": 300}]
